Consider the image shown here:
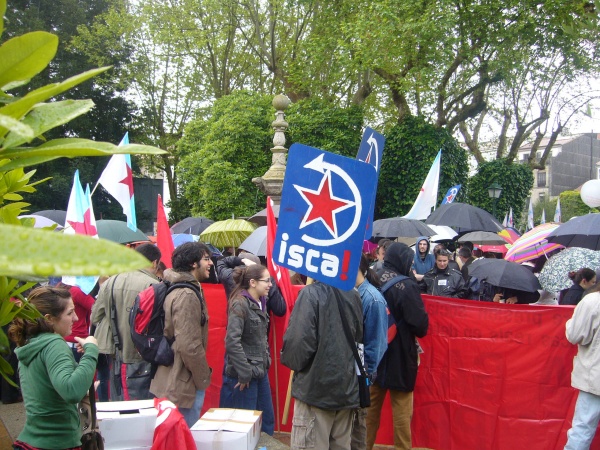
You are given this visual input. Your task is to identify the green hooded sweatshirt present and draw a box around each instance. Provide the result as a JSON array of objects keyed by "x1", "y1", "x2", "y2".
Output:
[{"x1": 14, "y1": 332, "x2": 98, "y2": 449}]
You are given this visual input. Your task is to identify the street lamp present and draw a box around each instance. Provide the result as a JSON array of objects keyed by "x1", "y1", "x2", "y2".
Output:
[{"x1": 487, "y1": 182, "x2": 503, "y2": 219}]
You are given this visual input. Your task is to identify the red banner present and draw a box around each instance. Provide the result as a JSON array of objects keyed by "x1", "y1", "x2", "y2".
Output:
[{"x1": 201, "y1": 285, "x2": 598, "y2": 449}]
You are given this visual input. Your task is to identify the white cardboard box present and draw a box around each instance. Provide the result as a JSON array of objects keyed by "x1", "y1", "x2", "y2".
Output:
[
  {"x1": 191, "y1": 408, "x2": 262, "y2": 450},
  {"x1": 96, "y1": 399, "x2": 157, "y2": 450}
]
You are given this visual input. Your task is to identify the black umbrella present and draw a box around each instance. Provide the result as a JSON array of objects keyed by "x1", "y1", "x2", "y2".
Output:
[
  {"x1": 33, "y1": 209, "x2": 67, "y2": 226},
  {"x1": 372, "y1": 217, "x2": 434, "y2": 239},
  {"x1": 468, "y1": 258, "x2": 541, "y2": 292},
  {"x1": 248, "y1": 204, "x2": 280, "y2": 226},
  {"x1": 170, "y1": 217, "x2": 214, "y2": 235},
  {"x1": 546, "y1": 213, "x2": 600, "y2": 250},
  {"x1": 426, "y1": 203, "x2": 503, "y2": 233}
]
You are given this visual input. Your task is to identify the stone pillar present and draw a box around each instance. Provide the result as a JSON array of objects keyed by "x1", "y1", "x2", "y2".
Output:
[{"x1": 252, "y1": 94, "x2": 291, "y2": 205}]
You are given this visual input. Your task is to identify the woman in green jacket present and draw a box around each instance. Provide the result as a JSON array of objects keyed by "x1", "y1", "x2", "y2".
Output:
[{"x1": 9, "y1": 286, "x2": 98, "y2": 450}]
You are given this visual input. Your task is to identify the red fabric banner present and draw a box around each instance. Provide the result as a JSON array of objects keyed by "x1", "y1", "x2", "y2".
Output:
[
  {"x1": 155, "y1": 195, "x2": 174, "y2": 268},
  {"x1": 201, "y1": 285, "x2": 599, "y2": 449}
]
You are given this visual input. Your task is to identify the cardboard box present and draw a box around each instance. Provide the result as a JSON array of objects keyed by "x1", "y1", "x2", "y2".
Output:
[
  {"x1": 96, "y1": 399, "x2": 157, "y2": 450},
  {"x1": 191, "y1": 408, "x2": 262, "y2": 450}
]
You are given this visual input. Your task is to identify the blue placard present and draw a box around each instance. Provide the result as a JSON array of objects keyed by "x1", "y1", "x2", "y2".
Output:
[
  {"x1": 274, "y1": 144, "x2": 378, "y2": 290},
  {"x1": 356, "y1": 127, "x2": 385, "y2": 240}
]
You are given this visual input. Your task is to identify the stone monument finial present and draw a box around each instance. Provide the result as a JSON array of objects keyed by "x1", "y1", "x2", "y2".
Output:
[{"x1": 252, "y1": 94, "x2": 292, "y2": 204}]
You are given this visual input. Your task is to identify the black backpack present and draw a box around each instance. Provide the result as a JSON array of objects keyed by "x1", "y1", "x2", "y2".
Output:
[{"x1": 129, "y1": 281, "x2": 203, "y2": 366}]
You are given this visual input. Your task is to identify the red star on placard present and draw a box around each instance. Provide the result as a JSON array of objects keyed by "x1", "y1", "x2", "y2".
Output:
[
  {"x1": 295, "y1": 171, "x2": 353, "y2": 237},
  {"x1": 119, "y1": 164, "x2": 134, "y2": 198},
  {"x1": 67, "y1": 208, "x2": 97, "y2": 236}
]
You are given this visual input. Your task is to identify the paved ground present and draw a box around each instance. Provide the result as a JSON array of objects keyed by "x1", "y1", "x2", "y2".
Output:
[{"x1": 0, "y1": 401, "x2": 402, "y2": 449}]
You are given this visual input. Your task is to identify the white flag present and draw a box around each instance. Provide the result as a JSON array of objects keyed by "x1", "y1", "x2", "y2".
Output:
[
  {"x1": 527, "y1": 198, "x2": 534, "y2": 231},
  {"x1": 97, "y1": 132, "x2": 137, "y2": 230},
  {"x1": 403, "y1": 150, "x2": 441, "y2": 220},
  {"x1": 554, "y1": 197, "x2": 562, "y2": 223}
]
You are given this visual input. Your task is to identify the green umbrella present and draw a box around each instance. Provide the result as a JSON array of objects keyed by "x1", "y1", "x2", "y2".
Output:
[
  {"x1": 96, "y1": 220, "x2": 149, "y2": 244},
  {"x1": 200, "y1": 219, "x2": 258, "y2": 248}
]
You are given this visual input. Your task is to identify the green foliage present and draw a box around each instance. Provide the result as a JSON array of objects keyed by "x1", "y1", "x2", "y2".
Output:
[
  {"x1": 375, "y1": 115, "x2": 469, "y2": 219},
  {"x1": 559, "y1": 190, "x2": 599, "y2": 221},
  {"x1": 177, "y1": 91, "x2": 274, "y2": 220},
  {"x1": 467, "y1": 159, "x2": 534, "y2": 225},
  {"x1": 0, "y1": 0, "x2": 165, "y2": 384},
  {"x1": 286, "y1": 98, "x2": 364, "y2": 157},
  {"x1": 533, "y1": 197, "x2": 558, "y2": 225}
]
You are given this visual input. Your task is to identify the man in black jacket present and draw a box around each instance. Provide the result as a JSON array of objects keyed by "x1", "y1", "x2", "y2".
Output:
[
  {"x1": 368, "y1": 243, "x2": 429, "y2": 450},
  {"x1": 281, "y1": 282, "x2": 363, "y2": 450}
]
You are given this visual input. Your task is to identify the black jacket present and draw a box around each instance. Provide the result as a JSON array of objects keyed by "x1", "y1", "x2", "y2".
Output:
[
  {"x1": 420, "y1": 266, "x2": 467, "y2": 298},
  {"x1": 377, "y1": 243, "x2": 429, "y2": 392},
  {"x1": 281, "y1": 283, "x2": 363, "y2": 410},
  {"x1": 561, "y1": 284, "x2": 585, "y2": 306}
]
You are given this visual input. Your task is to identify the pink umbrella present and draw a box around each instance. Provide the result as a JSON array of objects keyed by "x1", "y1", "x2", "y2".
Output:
[{"x1": 504, "y1": 223, "x2": 564, "y2": 264}]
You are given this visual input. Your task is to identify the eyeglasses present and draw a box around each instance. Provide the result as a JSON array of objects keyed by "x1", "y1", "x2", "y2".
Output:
[{"x1": 256, "y1": 278, "x2": 272, "y2": 284}]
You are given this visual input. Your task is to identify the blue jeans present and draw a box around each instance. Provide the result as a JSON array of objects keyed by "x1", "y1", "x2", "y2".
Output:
[
  {"x1": 565, "y1": 390, "x2": 600, "y2": 449},
  {"x1": 179, "y1": 390, "x2": 206, "y2": 428},
  {"x1": 220, "y1": 374, "x2": 274, "y2": 435}
]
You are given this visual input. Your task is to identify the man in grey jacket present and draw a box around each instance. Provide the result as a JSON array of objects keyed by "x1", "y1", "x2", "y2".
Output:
[
  {"x1": 281, "y1": 282, "x2": 363, "y2": 450},
  {"x1": 91, "y1": 243, "x2": 161, "y2": 400}
]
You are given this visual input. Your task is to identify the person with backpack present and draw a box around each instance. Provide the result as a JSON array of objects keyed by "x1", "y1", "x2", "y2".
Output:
[
  {"x1": 91, "y1": 243, "x2": 162, "y2": 401},
  {"x1": 367, "y1": 243, "x2": 429, "y2": 450},
  {"x1": 220, "y1": 264, "x2": 275, "y2": 435},
  {"x1": 351, "y1": 254, "x2": 389, "y2": 450},
  {"x1": 150, "y1": 242, "x2": 213, "y2": 428}
]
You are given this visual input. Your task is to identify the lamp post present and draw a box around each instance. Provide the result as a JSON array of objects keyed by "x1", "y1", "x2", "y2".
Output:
[{"x1": 487, "y1": 182, "x2": 503, "y2": 220}]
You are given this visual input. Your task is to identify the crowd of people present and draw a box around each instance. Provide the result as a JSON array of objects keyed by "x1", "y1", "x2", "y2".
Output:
[{"x1": 4, "y1": 232, "x2": 600, "y2": 449}]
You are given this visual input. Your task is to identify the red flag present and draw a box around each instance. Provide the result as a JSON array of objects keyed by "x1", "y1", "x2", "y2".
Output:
[
  {"x1": 156, "y1": 194, "x2": 174, "y2": 268},
  {"x1": 266, "y1": 196, "x2": 297, "y2": 328}
]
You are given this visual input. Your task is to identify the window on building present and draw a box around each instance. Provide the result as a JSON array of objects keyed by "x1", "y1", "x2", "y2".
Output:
[{"x1": 537, "y1": 171, "x2": 546, "y2": 187}]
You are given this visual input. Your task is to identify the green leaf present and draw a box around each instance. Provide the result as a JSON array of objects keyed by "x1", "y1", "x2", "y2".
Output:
[
  {"x1": 0, "y1": 140, "x2": 167, "y2": 170},
  {"x1": 3, "y1": 100, "x2": 94, "y2": 148},
  {"x1": 0, "y1": 0, "x2": 5, "y2": 38},
  {"x1": 0, "y1": 66, "x2": 111, "y2": 138},
  {"x1": 0, "y1": 32, "x2": 58, "y2": 91},
  {"x1": 0, "y1": 355, "x2": 15, "y2": 381},
  {"x1": 0, "y1": 113, "x2": 34, "y2": 143},
  {"x1": 0, "y1": 222, "x2": 151, "y2": 277}
]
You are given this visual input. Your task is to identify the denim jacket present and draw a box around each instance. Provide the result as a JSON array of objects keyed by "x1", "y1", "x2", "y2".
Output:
[
  {"x1": 225, "y1": 291, "x2": 271, "y2": 384},
  {"x1": 358, "y1": 280, "x2": 388, "y2": 376}
]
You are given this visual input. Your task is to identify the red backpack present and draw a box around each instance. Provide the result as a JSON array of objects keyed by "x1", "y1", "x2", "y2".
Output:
[{"x1": 129, "y1": 281, "x2": 203, "y2": 366}]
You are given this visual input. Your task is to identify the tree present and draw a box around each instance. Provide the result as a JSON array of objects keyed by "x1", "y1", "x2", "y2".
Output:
[
  {"x1": 0, "y1": 0, "x2": 164, "y2": 382},
  {"x1": 467, "y1": 159, "x2": 534, "y2": 227},
  {"x1": 558, "y1": 190, "x2": 599, "y2": 222},
  {"x1": 375, "y1": 115, "x2": 469, "y2": 219},
  {"x1": 176, "y1": 93, "x2": 367, "y2": 220}
]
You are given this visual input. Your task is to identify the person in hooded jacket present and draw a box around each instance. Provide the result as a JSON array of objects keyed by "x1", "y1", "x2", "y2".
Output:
[
  {"x1": 420, "y1": 248, "x2": 467, "y2": 298},
  {"x1": 412, "y1": 236, "x2": 435, "y2": 282},
  {"x1": 8, "y1": 286, "x2": 98, "y2": 450},
  {"x1": 368, "y1": 243, "x2": 429, "y2": 450}
]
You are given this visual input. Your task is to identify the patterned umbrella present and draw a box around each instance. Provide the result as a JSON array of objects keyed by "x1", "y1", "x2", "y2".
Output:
[
  {"x1": 498, "y1": 227, "x2": 521, "y2": 244},
  {"x1": 200, "y1": 219, "x2": 258, "y2": 248},
  {"x1": 505, "y1": 223, "x2": 563, "y2": 264},
  {"x1": 538, "y1": 247, "x2": 600, "y2": 293}
]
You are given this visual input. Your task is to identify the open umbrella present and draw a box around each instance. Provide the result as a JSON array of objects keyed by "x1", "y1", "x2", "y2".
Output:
[
  {"x1": 426, "y1": 203, "x2": 503, "y2": 233},
  {"x1": 468, "y1": 258, "x2": 541, "y2": 292},
  {"x1": 172, "y1": 233, "x2": 198, "y2": 247},
  {"x1": 498, "y1": 227, "x2": 521, "y2": 244},
  {"x1": 96, "y1": 220, "x2": 149, "y2": 244},
  {"x1": 372, "y1": 217, "x2": 434, "y2": 239},
  {"x1": 248, "y1": 204, "x2": 280, "y2": 226},
  {"x1": 19, "y1": 214, "x2": 63, "y2": 230},
  {"x1": 504, "y1": 223, "x2": 563, "y2": 264},
  {"x1": 200, "y1": 219, "x2": 258, "y2": 248},
  {"x1": 170, "y1": 217, "x2": 214, "y2": 235},
  {"x1": 458, "y1": 231, "x2": 508, "y2": 246},
  {"x1": 546, "y1": 213, "x2": 600, "y2": 250},
  {"x1": 238, "y1": 226, "x2": 267, "y2": 256},
  {"x1": 33, "y1": 209, "x2": 67, "y2": 226},
  {"x1": 538, "y1": 247, "x2": 600, "y2": 293},
  {"x1": 428, "y1": 225, "x2": 458, "y2": 242}
]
